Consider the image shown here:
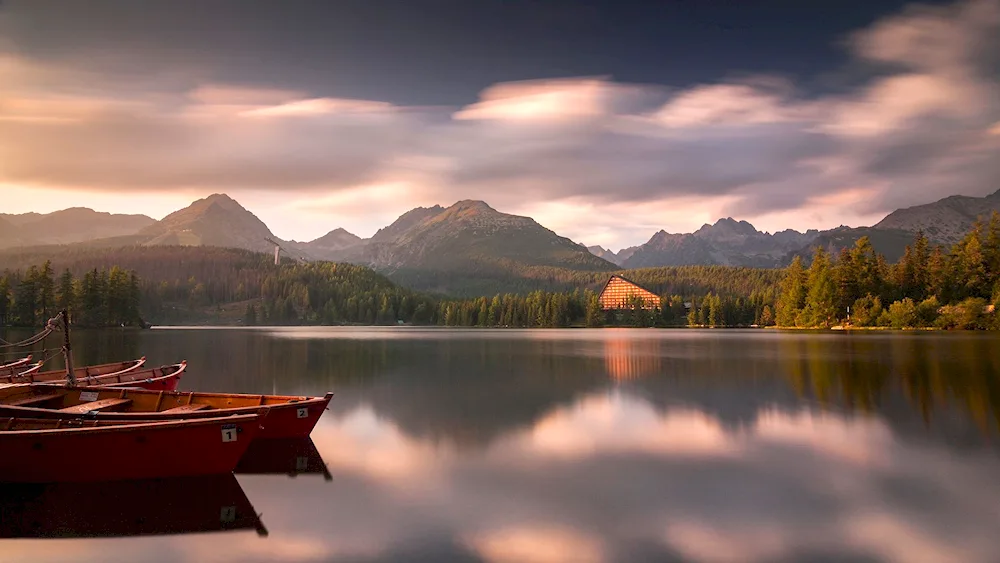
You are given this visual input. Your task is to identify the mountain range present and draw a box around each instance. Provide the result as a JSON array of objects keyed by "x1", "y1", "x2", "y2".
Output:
[
  {"x1": 1, "y1": 189, "x2": 998, "y2": 292},
  {"x1": 0, "y1": 208, "x2": 155, "y2": 249}
]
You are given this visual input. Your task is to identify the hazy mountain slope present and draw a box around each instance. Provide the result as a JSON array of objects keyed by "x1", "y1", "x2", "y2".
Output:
[
  {"x1": 786, "y1": 227, "x2": 916, "y2": 263},
  {"x1": 609, "y1": 218, "x2": 820, "y2": 269},
  {"x1": 875, "y1": 190, "x2": 1000, "y2": 244},
  {"x1": 587, "y1": 245, "x2": 622, "y2": 265},
  {"x1": 622, "y1": 231, "x2": 722, "y2": 268},
  {"x1": 0, "y1": 208, "x2": 154, "y2": 248},
  {"x1": 0, "y1": 213, "x2": 41, "y2": 226},
  {"x1": 139, "y1": 193, "x2": 279, "y2": 253},
  {"x1": 304, "y1": 228, "x2": 362, "y2": 253},
  {"x1": 370, "y1": 206, "x2": 445, "y2": 244},
  {"x1": 361, "y1": 200, "x2": 616, "y2": 273}
]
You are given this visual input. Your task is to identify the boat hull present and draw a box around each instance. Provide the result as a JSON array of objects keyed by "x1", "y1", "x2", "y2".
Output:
[
  {"x1": 0, "y1": 414, "x2": 261, "y2": 483},
  {"x1": 0, "y1": 388, "x2": 331, "y2": 439}
]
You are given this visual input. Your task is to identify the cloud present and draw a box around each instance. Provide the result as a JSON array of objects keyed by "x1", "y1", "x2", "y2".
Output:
[{"x1": 1, "y1": 0, "x2": 998, "y2": 245}]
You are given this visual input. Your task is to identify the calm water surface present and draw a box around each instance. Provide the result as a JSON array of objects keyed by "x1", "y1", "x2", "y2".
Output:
[{"x1": 2, "y1": 328, "x2": 1000, "y2": 562}]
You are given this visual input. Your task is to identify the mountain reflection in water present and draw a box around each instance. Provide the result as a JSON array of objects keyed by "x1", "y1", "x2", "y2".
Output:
[{"x1": 1, "y1": 328, "x2": 999, "y2": 562}]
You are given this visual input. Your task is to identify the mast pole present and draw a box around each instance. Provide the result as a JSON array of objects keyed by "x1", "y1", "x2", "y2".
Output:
[{"x1": 61, "y1": 309, "x2": 75, "y2": 385}]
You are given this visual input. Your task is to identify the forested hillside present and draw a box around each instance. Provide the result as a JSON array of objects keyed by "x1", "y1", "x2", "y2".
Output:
[
  {"x1": 2, "y1": 212, "x2": 998, "y2": 330},
  {"x1": 772, "y1": 213, "x2": 1000, "y2": 330},
  {"x1": 0, "y1": 261, "x2": 140, "y2": 328}
]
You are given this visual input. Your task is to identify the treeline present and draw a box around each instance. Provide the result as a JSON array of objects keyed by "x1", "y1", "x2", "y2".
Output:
[
  {"x1": 389, "y1": 264, "x2": 784, "y2": 299},
  {"x1": 0, "y1": 261, "x2": 141, "y2": 327},
  {"x1": 3, "y1": 217, "x2": 998, "y2": 330},
  {"x1": 431, "y1": 289, "x2": 778, "y2": 328},
  {"x1": 774, "y1": 213, "x2": 1000, "y2": 329},
  {"x1": 242, "y1": 262, "x2": 437, "y2": 325}
]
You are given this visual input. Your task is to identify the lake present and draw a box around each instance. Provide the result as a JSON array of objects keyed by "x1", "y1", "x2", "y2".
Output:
[{"x1": 2, "y1": 328, "x2": 1000, "y2": 562}]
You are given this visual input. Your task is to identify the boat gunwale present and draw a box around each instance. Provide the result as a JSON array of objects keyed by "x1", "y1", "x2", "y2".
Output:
[
  {"x1": 0, "y1": 356, "x2": 32, "y2": 370},
  {"x1": 29, "y1": 384, "x2": 332, "y2": 405},
  {"x1": 0, "y1": 412, "x2": 263, "y2": 436}
]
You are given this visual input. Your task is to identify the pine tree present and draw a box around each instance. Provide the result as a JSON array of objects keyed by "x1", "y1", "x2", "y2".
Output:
[
  {"x1": 56, "y1": 269, "x2": 76, "y2": 314},
  {"x1": 833, "y1": 247, "x2": 857, "y2": 315},
  {"x1": 800, "y1": 247, "x2": 838, "y2": 327},
  {"x1": 0, "y1": 278, "x2": 9, "y2": 326},
  {"x1": 14, "y1": 267, "x2": 39, "y2": 326},
  {"x1": 36, "y1": 260, "x2": 55, "y2": 321},
  {"x1": 775, "y1": 256, "x2": 807, "y2": 327},
  {"x1": 957, "y1": 224, "x2": 988, "y2": 299},
  {"x1": 686, "y1": 296, "x2": 699, "y2": 326},
  {"x1": 759, "y1": 304, "x2": 774, "y2": 326},
  {"x1": 850, "y1": 236, "x2": 882, "y2": 298},
  {"x1": 244, "y1": 303, "x2": 257, "y2": 326}
]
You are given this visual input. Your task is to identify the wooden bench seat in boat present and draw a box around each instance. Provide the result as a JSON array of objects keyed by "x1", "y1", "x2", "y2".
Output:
[
  {"x1": 5, "y1": 393, "x2": 66, "y2": 407},
  {"x1": 59, "y1": 398, "x2": 133, "y2": 414},
  {"x1": 161, "y1": 404, "x2": 212, "y2": 413}
]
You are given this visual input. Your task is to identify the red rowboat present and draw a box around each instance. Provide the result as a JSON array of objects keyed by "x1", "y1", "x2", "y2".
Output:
[
  {"x1": 235, "y1": 437, "x2": 332, "y2": 480},
  {"x1": 0, "y1": 473, "x2": 267, "y2": 538},
  {"x1": 0, "y1": 356, "x2": 32, "y2": 372},
  {"x1": 77, "y1": 361, "x2": 186, "y2": 391},
  {"x1": 9, "y1": 362, "x2": 43, "y2": 378},
  {"x1": 0, "y1": 414, "x2": 263, "y2": 483},
  {"x1": 0, "y1": 386, "x2": 331, "y2": 439},
  {"x1": 2, "y1": 361, "x2": 182, "y2": 390},
  {"x1": 0, "y1": 357, "x2": 146, "y2": 385}
]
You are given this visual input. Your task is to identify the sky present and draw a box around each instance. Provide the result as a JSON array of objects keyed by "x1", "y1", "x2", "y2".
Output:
[{"x1": 1, "y1": 0, "x2": 998, "y2": 250}]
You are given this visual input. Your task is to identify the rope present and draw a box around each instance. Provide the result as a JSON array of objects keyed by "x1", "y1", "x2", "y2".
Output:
[
  {"x1": 0, "y1": 316, "x2": 60, "y2": 349},
  {"x1": 0, "y1": 326, "x2": 55, "y2": 349},
  {"x1": 34, "y1": 347, "x2": 63, "y2": 368},
  {"x1": 0, "y1": 347, "x2": 58, "y2": 358}
]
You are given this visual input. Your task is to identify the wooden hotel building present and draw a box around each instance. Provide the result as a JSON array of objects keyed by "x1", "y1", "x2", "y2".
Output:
[{"x1": 598, "y1": 275, "x2": 662, "y2": 310}]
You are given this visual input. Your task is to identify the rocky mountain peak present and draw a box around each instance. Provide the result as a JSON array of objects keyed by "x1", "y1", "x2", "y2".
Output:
[{"x1": 308, "y1": 227, "x2": 362, "y2": 250}]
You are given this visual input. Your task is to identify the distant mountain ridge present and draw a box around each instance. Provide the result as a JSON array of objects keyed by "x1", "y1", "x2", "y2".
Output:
[
  {"x1": 873, "y1": 189, "x2": 1000, "y2": 244},
  {"x1": 138, "y1": 193, "x2": 281, "y2": 254},
  {"x1": 306, "y1": 228, "x2": 362, "y2": 252},
  {"x1": 593, "y1": 218, "x2": 821, "y2": 269},
  {"x1": 3, "y1": 189, "x2": 997, "y2": 291},
  {"x1": 329, "y1": 200, "x2": 615, "y2": 275},
  {"x1": 0, "y1": 208, "x2": 155, "y2": 249}
]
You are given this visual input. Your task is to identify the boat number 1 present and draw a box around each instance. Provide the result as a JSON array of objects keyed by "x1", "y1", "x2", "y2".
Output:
[
  {"x1": 220, "y1": 506, "x2": 236, "y2": 523},
  {"x1": 297, "y1": 407, "x2": 308, "y2": 419},
  {"x1": 221, "y1": 425, "x2": 238, "y2": 443}
]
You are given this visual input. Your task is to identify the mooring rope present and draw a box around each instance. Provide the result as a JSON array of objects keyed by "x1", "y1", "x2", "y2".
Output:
[{"x1": 0, "y1": 316, "x2": 61, "y2": 349}]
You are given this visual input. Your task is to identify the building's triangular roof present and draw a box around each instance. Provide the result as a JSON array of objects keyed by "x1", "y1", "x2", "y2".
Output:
[{"x1": 599, "y1": 274, "x2": 658, "y2": 297}]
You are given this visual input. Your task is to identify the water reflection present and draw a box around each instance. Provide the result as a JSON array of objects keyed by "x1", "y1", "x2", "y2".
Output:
[
  {"x1": 0, "y1": 474, "x2": 265, "y2": 539},
  {"x1": 2, "y1": 328, "x2": 1000, "y2": 562},
  {"x1": 603, "y1": 336, "x2": 662, "y2": 381},
  {"x1": 295, "y1": 392, "x2": 1000, "y2": 562},
  {"x1": 236, "y1": 438, "x2": 332, "y2": 481}
]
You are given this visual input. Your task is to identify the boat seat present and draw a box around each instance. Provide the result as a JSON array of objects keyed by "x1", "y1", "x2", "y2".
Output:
[
  {"x1": 161, "y1": 403, "x2": 211, "y2": 413},
  {"x1": 59, "y1": 398, "x2": 132, "y2": 414},
  {"x1": 5, "y1": 393, "x2": 65, "y2": 407}
]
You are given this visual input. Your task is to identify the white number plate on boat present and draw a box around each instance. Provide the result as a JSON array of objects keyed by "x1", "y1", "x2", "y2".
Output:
[
  {"x1": 79, "y1": 391, "x2": 99, "y2": 402},
  {"x1": 296, "y1": 407, "x2": 308, "y2": 419},
  {"x1": 220, "y1": 506, "x2": 236, "y2": 523},
  {"x1": 221, "y1": 425, "x2": 238, "y2": 443}
]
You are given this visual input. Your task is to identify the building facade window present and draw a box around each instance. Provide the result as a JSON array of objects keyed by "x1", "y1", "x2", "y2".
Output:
[{"x1": 598, "y1": 275, "x2": 661, "y2": 310}]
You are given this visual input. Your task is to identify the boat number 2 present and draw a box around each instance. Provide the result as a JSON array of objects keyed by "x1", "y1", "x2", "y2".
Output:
[
  {"x1": 221, "y1": 425, "x2": 238, "y2": 443},
  {"x1": 297, "y1": 407, "x2": 308, "y2": 419},
  {"x1": 79, "y1": 391, "x2": 99, "y2": 402}
]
